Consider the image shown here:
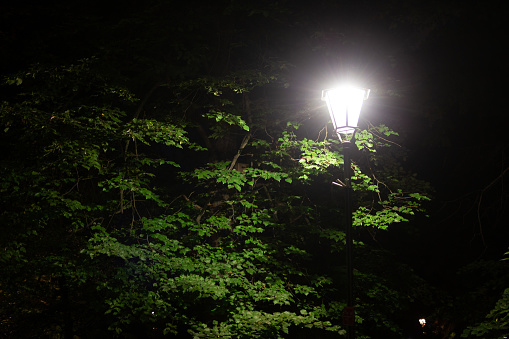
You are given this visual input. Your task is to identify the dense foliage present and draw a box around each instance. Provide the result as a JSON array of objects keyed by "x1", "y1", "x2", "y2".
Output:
[
  {"x1": 3, "y1": 1, "x2": 507, "y2": 338},
  {"x1": 0, "y1": 52, "x2": 431, "y2": 337}
]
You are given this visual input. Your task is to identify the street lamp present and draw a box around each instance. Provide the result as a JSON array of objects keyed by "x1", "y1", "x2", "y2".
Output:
[{"x1": 322, "y1": 85, "x2": 370, "y2": 339}]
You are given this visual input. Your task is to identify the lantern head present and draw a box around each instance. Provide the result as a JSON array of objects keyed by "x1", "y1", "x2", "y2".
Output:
[{"x1": 322, "y1": 85, "x2": 370, "y2": 136}]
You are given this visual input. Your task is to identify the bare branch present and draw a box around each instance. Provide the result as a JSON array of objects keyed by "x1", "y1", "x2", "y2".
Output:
[{"x1": 228, "y1": 133, "x2": 251, "y2": 171}]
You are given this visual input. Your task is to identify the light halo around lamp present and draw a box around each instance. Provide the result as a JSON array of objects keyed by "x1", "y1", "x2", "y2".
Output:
[{"x1": 321, "y1": 85, "x2": 370, "y2": 136}]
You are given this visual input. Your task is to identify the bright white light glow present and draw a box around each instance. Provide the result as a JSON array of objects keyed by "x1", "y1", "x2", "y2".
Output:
[
  {"x1": 419, "y1": 318, "x2": 426, "y2": 327},
  {"x1": 322, "y1": 85, "x2": 369, "y2": 135}
]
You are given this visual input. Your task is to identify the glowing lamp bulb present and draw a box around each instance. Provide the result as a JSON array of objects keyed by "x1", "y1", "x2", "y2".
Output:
[{"x1": 321, "y1": 85, "x2": 370, "y2": 135}]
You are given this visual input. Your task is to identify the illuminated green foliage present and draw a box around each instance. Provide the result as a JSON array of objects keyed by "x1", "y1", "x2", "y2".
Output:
[{"x1": 0, "y1": 55, "x2": 431, "y2": 337}]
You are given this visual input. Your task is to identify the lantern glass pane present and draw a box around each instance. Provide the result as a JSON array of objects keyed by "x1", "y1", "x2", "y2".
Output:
[{"x1": 324, "y1": 86, "x2": 367, "y2": 134}]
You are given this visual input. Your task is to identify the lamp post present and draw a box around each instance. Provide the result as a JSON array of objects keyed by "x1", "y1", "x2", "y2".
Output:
[{"x1": 321, "y1": 85, "x2": 370, "y2": 339}]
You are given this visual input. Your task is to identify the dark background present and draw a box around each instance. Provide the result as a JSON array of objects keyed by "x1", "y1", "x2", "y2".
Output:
[{"x1": 1, "y1": 0, "x2": 508, "y2": 337}]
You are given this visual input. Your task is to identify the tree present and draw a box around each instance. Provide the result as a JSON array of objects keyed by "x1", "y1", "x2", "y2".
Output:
[
  {"x1": 0, "y1": 58, "x2": 194, "y2": 337},
  {"x1": 1, "y1": 1, "x2": 433, "y2": 338}
]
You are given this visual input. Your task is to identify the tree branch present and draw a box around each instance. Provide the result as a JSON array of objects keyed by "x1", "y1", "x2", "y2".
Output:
[{"x1": 228, "y1": 133, "x2": 251, "y2": 171}]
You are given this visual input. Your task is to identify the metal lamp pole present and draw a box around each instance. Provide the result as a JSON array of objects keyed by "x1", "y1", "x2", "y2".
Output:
[
  {"x1": 331, "y1": 139, "x2": 355, "y2": 339},
  {"x1": 322, "y1": 86, "x2": 369, "y2": 339},
  {"x1": 343, "y1": 141, "x2": 355, "y2": 339}
]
